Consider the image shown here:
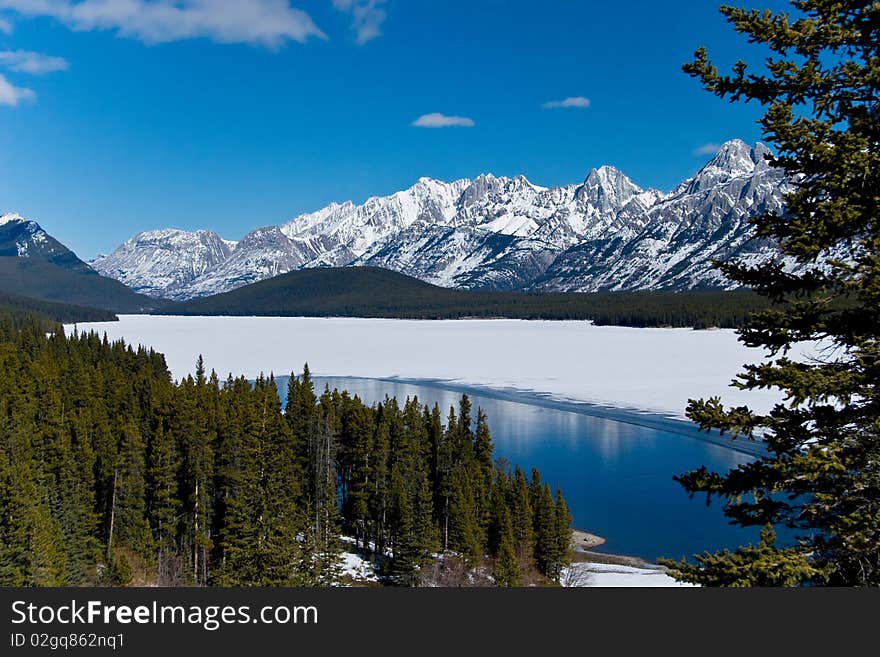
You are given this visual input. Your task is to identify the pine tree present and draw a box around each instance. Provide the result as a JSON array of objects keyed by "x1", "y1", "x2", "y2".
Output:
[
  {"x1": 447, "y1": 463, "x2": 482, "y2": 566},
  {"x1": 473, "y1": 409, "x2": 495, "y2": 541},
  {"x1": 285, "y1": 364, "x2": 317, "y2": 455},
  {"x1": 389, "y1": 467, "x2": 421, "y2": 583},
  {"x1": 147, "y1": 423, "x2": 180, "y2": 582},
  {"x1": 489, "y1": 483, "x2": 520, "y2": 587},
  {"x1": 171, "y1": 373, "x2": 213, "y2": 585},
  {"x1": 425, "y1": 403, "x2": 444, "y2": 508},
  {"x1": 436, "y1": 405, "x2": 458, "y2": 550},
  {"x1": 457, "y1": 395, "x2": 473, "y2": 446},
  {"x1": 108, "y1": 421, "x2": 151, "y2": 558},
  {"x1": 67, "y1": 416, "x2": 100, "y2": 584},
  {"x1": 0, "y1": 435, "x2": 67, "y2": 586},
  {"x1": 254, "y1": 377, "x2": 306, "y2": 586},
  {"x1": 678, "y1": 525, "x2": 820, "y2": 587},
  {"x1": 412, "y1": 466, "x2": 437, "y2": 563},
  {"x1": 661, "y1": 1, "x2": 880, "y2": 586},
  {"x1": 369, "y1": 403, "x2": 392, "y2": 558},
  {"x1": 389, "y1": 398, "x2": 434, "y2": 583},
  {"x1": 305, "y1": 392, "x2": 342, "y2": 585},
  {"x1": 338, "y1": 398, "x2": 374, "y2": 550},
  {"x1": 553, "y1": 488, "x2": 572, "y2": 580},
  {"x1": 27, "y1": 501, "x2": 69, "y2": 586},
  {"x1": 510, "y1": 466, "x2": 535, "y2": 567},
  {"x1": 212, "y1": 377, "x2": 261, "y2": 586},
  {"x1": 533, "y1": 482, "x2": 561, "y2": 581}
]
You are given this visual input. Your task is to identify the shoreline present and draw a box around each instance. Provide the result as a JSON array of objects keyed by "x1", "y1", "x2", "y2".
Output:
[
  {"x1": 569, "y1": 529, "x2": 657, "y2": 569},
  {"x1": 571, "y1": 529, "x2": 606, "y2": 551}
]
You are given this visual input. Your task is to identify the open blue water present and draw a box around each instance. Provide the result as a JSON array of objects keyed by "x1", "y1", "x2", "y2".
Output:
[{"x1": 278, "y1": 375, "x2": 760, "y2": 562}]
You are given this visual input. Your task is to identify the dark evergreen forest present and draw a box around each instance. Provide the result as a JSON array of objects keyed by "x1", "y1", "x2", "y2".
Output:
[
  {"x1": 0, "y1": 292, "x2": 117, "y2": 326},
  {"x1": 163, "y1": 266, "x2": 768, "y2": 328},
  {"x1": 0, "y1": 318, "x2": 571, "y2": 587}
]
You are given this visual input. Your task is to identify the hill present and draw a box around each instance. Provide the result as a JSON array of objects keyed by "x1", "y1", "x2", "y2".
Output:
[
  {"x1": 163, "y1": 266, "x2": 770, "y2": 328},
  {"x1": 0, "y1": 258, "x2": 165, "y2": 313},
  {"x1": 0, "y1": 291, "x2": 117, "y2": 325}
]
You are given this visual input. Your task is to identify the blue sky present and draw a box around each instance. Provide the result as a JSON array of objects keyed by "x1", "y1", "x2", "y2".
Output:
[{"x1": 0, "y1": 0, "x2": 792, "y2": 258}]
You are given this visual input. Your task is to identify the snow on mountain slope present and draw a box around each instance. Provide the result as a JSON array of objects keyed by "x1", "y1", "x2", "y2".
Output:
[
  {"x1": 278, "y1": 177, "x2": 471, "y2": 264},
  {"x1": 177, "y1": 226, "x2": 337, "y2": 299},
  {"x1": 359, "y1": 225, "x2": 560, "y2": 290},
  {"x1": 355, "y1": 166, "x2": 660, "y2": 289},
  {"x1": 95, "y1": 140, "x2": 787, "y2": 298},
  {"x1": 0, "y1": 212, "x2": 92, "y2": 272},
  {"x1": 91, "y1": 229, "x2": 235, "y2": 298},
  {"x1": 0, "y1": 212, "x2": 25, "y2": 227},
  {"x1": 531, "y1": 141, "x2": 787, "y2": 291}
]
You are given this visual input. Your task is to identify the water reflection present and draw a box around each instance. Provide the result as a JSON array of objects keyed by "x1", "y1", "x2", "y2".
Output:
[{"x1": 278, "y1": 375, "x2": 756, "y2": 562}]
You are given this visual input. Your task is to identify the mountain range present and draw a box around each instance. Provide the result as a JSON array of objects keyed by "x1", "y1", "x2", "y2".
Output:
[{"x1": 89, "y1": 139, "x2": 788, "y2": 300}]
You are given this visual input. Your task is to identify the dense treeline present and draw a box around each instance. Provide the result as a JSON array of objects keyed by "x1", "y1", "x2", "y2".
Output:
[
  {"x1": 163, "y1": 266, "x2": 769, "y2": 328},
  {"x1": 0, "y1": 320, "x2": 570, "y2": 587},
  {"x1": 0, "y1": 291, "x2": 117, "y2": 327}
]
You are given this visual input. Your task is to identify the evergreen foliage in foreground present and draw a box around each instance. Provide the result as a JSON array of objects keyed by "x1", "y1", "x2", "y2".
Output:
[
  {"x1": 0, "y1": 321, "x2": 570, "y2": 586},
  {"x1": 661, "y1": 0, "x2": 880, "y2": 586}
]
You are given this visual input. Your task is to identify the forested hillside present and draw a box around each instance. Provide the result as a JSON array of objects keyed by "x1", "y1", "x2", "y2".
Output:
[
  {"x1": 0, "y1": 291, "x2": 117, "y2": 326},
  {"x1": 164, "y1": 266, "x2": 769, "y2": 328},
  {"x1": 0, "y1": 320, "x2": 570, "y2": 587}
]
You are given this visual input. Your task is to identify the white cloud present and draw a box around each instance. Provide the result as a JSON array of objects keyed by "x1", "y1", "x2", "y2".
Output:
[
  {"x1": 0, "y1": 72, "x2": 35, "y2": 105},
  {"x1": 693, "y1": 143, "x2": 721, "y2": 156},
  {"x1": 542, "y1": 96, "x2": 591, "y2": 109},
  {"x1": 332, "y1": 0, "x2": 386, "y2": 44},
  {"x1": 0, "y1": 0, "x2": 325, "y2": 48},
  {"x1": 411, "y1": 112, "x2": 475, "y2": 128},
  {"x1": 0, "y1": 50, "x2": 69, "y2": 74},
  {"x1": 0, "y1": 16, "x2": 12, "y2": 34}
]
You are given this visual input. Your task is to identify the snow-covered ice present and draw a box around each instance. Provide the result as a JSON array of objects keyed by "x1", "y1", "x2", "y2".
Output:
[{"x1": 65, "y1": 315, "x2": 810, "y2": 419}]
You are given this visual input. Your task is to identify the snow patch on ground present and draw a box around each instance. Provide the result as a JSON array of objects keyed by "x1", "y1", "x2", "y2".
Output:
[
  {"x1": 339, "y1": 550, "x2": 379, "y2": 583},
  {"x1": 67, "y1": 315, "x2": 815, "y2": 419},
  {"x1": 562, "y1": 562, "x2": 695, "y2": 588}
]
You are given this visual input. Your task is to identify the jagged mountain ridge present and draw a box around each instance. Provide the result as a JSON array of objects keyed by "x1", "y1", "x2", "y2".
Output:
[{"x1": 90, "y1": 140, "x2": 786, "y2": 299}]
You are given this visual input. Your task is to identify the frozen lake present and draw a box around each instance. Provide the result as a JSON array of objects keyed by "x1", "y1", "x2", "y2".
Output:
[{"x1": 68, "y1": 315, "x2": 795, "y2": 419}]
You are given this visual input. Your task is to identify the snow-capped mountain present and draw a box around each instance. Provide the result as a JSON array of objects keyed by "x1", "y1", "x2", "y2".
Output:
[
  {"x1": 532, "y1": 141, "x2": 786, "y2": 291},
  {"x1": 91, "y1": 229, "x2": 236, "y2": 297},
  {"x1": 92, "y1": 140, "x2": 788, "y2": 298},
  {"x1": 0, "y1": 212, "x2": 91, "y2": 272}
]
